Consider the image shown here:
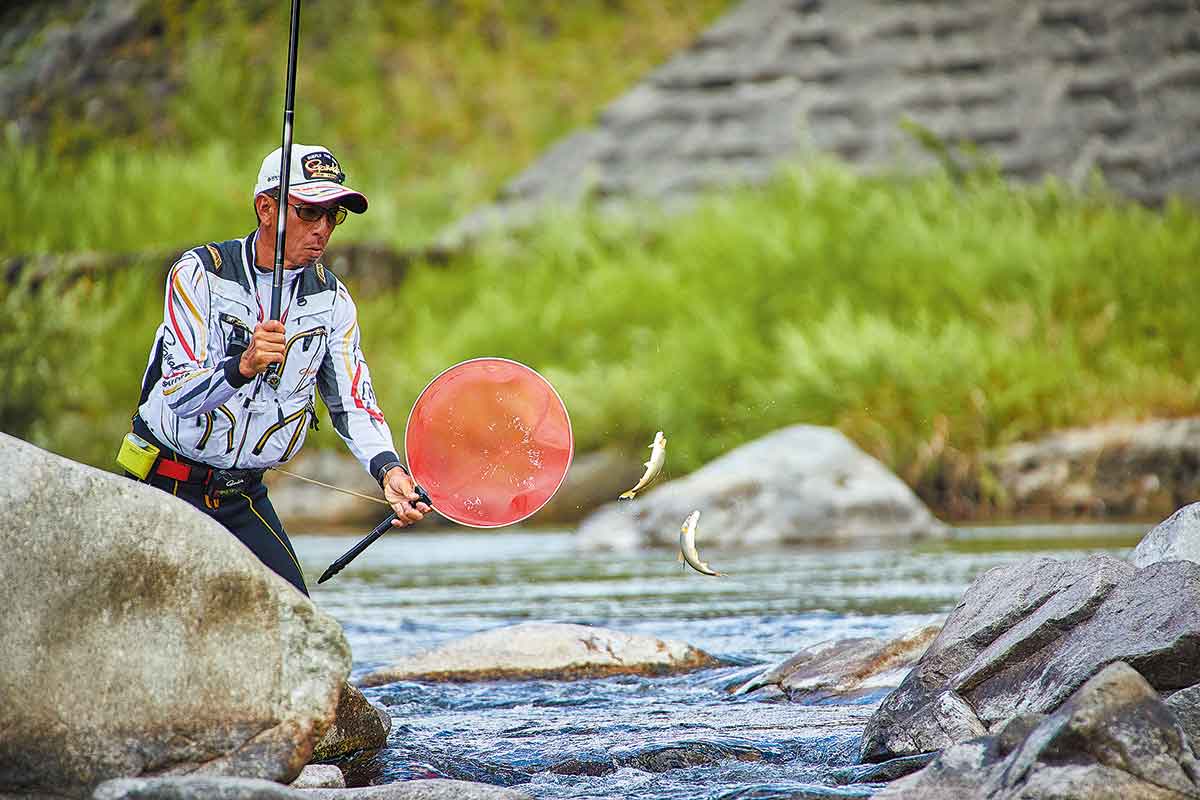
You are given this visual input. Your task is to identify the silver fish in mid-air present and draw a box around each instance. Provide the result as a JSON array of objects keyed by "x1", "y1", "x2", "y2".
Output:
[
  {"x1": 678, "y1": 510, "x2": 725, "y2": 577},
  {"x1": 619, "y1": 430, "x2": 666, "y2": 500}
]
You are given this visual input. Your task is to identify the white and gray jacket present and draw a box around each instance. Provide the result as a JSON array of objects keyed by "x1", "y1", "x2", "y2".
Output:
[{"x1": 136, "y1": 230, "x2": 400, "y2": 480}]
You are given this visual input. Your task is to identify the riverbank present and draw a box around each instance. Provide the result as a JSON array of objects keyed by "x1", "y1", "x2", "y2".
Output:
[{"x1": 5, "y1": 165, "x2": 1197, "y2": 522}]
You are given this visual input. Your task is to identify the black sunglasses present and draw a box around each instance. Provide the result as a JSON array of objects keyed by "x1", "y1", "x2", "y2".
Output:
[{"x1": 289, "y1": 203, "x2": 348, "y2": 226}]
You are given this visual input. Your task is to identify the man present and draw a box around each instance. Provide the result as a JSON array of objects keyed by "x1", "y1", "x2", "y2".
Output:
[{"x1": 124, "y1": 144, "x2": 428, "y2": 595}]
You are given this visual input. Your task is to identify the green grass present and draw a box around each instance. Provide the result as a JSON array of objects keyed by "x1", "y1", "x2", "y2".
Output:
[
  {"x1": 2, "y1": 0, "x2": 729, "y2": 255},
  {"x1": 7, "y1": 163, "x2": 1198, "y2": 518}
]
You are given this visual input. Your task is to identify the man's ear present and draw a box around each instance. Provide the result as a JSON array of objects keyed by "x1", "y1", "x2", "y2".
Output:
[{"x1": 254, "y1": 194, "x2": 277, "y2": 227}]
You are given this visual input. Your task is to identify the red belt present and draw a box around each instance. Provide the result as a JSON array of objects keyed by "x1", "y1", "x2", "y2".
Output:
[{"x1": 154, "y1": 457, "x2": 212, "y2": 484}]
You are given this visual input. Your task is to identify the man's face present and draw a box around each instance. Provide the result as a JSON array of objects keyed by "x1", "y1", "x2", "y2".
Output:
[{"x1": 258, "y1": 195, "x2": 344, "y2": 268}]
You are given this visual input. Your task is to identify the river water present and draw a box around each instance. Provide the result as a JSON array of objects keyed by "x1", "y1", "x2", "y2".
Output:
[{"x1": 295, "y1": 523, "x2": 1145, "y2": 800}]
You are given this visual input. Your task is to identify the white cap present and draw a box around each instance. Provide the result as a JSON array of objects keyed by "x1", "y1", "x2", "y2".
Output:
[{"x1": 252, "y1": 144, "x2": 368, "y2": 213}]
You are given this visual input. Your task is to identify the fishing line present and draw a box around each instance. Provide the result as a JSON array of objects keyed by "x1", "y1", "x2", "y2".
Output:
[{"x1": 269, "y1": 465, "x2": 390, "y2": 505}]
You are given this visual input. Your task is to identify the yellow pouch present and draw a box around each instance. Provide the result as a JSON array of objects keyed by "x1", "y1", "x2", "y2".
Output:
[{"x1": 116, "y1": 432, "x2": 160, "y2": 479}]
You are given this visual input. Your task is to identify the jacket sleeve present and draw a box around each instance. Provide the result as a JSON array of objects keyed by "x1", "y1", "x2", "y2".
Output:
[
  {"x1": 157, "y1": 255, "x2": 251, "y2": 417},
  {"x1": 317, "y1": 282, "x2": 400, "y2": 482}
]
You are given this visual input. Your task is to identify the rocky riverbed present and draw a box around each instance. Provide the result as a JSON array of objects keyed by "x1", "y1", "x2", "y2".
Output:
[{"x1": 5, "y1": 431, "x2": 1200, "y2": 799}]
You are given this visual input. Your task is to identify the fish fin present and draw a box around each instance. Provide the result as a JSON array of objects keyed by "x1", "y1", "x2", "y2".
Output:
[
  {"x1": 642, "y1": 460, "x2": 653, "y2": 469},
  {"x1": 677, "y1": 551, "x2": 684, "y2": 563},
  {"x1": 618, "y1": 490, "x2": 636, "y2": 500}
]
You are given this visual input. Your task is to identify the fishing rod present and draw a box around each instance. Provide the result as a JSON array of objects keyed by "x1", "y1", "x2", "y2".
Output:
[{"x1": 265, "y1": 0, "x2": 302, "y2": 390}]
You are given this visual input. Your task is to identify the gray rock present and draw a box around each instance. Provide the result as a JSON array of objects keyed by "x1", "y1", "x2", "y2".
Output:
[
  {"x1": 1133, "y1": 503, "x2": 1200, "y2": 568},
  {"x1": 732, "y1": 624, "x2": 941, "y2": 700},
  {"x1": 92, "y1": 777, "x2": 531, "y2": 799},
  {"x1": 988, "y1": 418, "x2": 1200, "y2": 519},
  {"x1": 290, "y1": 765, "x2": 344, "y2": 789},
  {"x1": 311, "y1": 684, "x2": 391, "y2": 763},
  {"x1": 0, "y1": 433, "x2": 350, "y2": 798},
  {"x1": 1166, "y1": 684, "x2": 1200, "y2": 755},
  {"x1": 875, "y1": 662, "x2": 1200, "y2": 800},
  {"x1": 357, "y1": 622, "x2": 719, "y2": 687},
  {"x1": 861, "y1": 554, "x2": 1200, "y2": 762},
  {"x1": 576, "y1": 425, "x2": 945, "y2": 551}
]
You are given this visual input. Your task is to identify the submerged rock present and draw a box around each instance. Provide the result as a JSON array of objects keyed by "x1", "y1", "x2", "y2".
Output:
[
  {"x1": 1132, "y1": 502, "x2": 1200, "y2": 567},
  {"x1": 828, "y1": 753, "x2": 938, "y2": 786},
  {"x1": 732, "y1": 625, "x2": 941, "y2": 702},
  {"x1": 860, "y1": 550, "x2": 1200, "y2": 762},
  {"x1": 311, "y1": 683, "x2": 392, "y2": 763},
  {"x1": 357, "y1": 622, "x2": 719, "y2": 686},
  {"x1": 875, "y1": 662, "x2": 1200, "y2": 799},
  {"x1": 577, "y1": 425, "x2": 946, "y2": 551},
  {"x1": 92, "y1": 776, "x2": 533, "y2": 799},
  {"x1": 0, "y1": 433, "x2": 350, "y2": 798}
]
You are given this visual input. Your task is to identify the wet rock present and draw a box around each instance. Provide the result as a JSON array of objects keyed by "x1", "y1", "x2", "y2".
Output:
[
  {"x1": 1165, "y1": 684, "x2": 1200, "y2": 751},
  {"x1": 311, "y1": 683, "x2": 391, "y2": 763},
  {"x1": 290, "y1": 764, "x2": 345, "y2": 789},
  {"x1": 546, "y1": 756, "x2": 619, "y2": 776},
  {"x1": 577, "y1": 425, "x2": 945, "y2": 551},
  {"x1": 875, "y1": 662, "x2": 1200, "y2": 799},
  {"x1": 733, "y1": 625, "x2": 941, "y2": 701},
  {"x1": 0, "y1": 433, "x2": 350, "y2": 798},
  {"x1": 1132, "y1": 503, "x2": 1200, "y2": 568},
  {"x1": 619, "y1": 739, "x2": 770, "y2": 773},
  {"x1": 92, "y1": 776, "x2": 533, "y2": 799},
  {"x1": 828, "y1": 752, "x2": 937, "y2": 785},
  {"x1": 860, "y1": 553, "x2": 1200, "y2": 762},
  {"x1": 357, "y1": 622, "x2": 719, "y2": 686}
]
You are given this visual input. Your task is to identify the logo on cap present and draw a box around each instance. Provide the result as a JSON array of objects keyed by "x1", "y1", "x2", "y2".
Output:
[{"x1": 302, "y1": 152, "x2": 345, "y2": 184}]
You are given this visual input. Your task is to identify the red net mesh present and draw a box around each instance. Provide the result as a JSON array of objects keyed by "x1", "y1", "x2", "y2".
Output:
[{"x1": 405, "y1": 358, "x2": 573, "y2": 527}]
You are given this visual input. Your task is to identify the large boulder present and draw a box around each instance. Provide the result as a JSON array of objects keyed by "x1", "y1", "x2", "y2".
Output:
[
  {"x1": 0, "y1": 433, "x2": 351, "y2": 798},
  {"x1": 875, "y1": 662, "x2": 1200, "y2": 800},
  {"x1": 860, "y1": 552, "x2": 1200, "y2": 762},
  {"x1": 358, "y1": 622, "x2": 719, "y2": 687},
  {"x1": 1132, "y1": 502, "x2": 1200, "y2": 568},
  {"x1": 576, "y1": 425, "x2": 945, "y2": 550}
]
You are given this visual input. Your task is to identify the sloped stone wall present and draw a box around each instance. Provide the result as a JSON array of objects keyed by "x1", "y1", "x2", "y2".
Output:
[{"x1": 446, "y1": 0, "x2": 1200, "y2": 240}]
